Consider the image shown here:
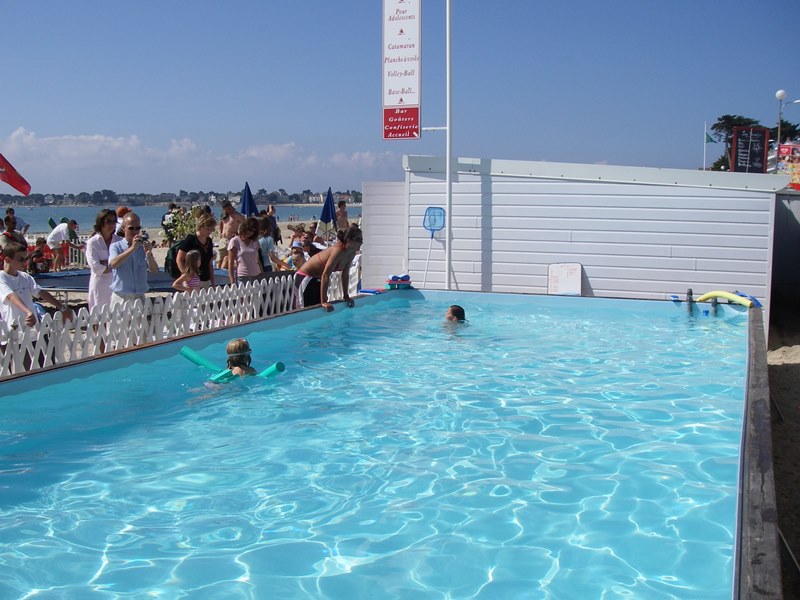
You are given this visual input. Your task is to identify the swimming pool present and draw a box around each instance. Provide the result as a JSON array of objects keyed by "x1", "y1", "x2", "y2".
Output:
[{"x1": 0, "y1": 291, "x2": 750, "y2": 598}]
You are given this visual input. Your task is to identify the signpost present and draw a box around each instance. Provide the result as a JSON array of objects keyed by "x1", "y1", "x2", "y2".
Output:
[
  {"x1": 731, "y1": 126, "x2": 769, "y2": 173},
  {"x1": 381, "y1": 0, "x2": 453, "y2": 291},
  {"x1": 382, "y1": 0, "x2": 421, "y2": 140}
]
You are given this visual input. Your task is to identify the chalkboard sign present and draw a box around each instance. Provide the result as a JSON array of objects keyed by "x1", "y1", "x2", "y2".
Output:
[{"x1": 732, "y1": 126, "x2": 769, "y2": 173}]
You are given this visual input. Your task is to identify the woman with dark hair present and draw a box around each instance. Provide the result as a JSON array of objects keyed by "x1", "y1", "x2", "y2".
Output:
[
  {"x1": 176, "y1": 212, "x2": 217, "y2": 289},
  {"x1": 227, "y1": 217, "x2": 263, "y2": 285},
  {"x1": 85, "y1": 208, "x2": 122, "y2": 312},
  {"x1": 293, "y1": 224, "x2": 362, "y2": 312}
]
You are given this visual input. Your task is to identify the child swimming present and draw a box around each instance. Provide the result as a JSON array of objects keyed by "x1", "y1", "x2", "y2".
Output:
[
  {"x1": 225, "y1": 338, "x2": 257, "y2": 376},
  {"x1": 445, "y1": 305, "x2": 466, "y2": 323}
]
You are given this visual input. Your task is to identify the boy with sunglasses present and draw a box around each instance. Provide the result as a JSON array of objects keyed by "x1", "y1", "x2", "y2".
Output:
[{"x1": 0, "y1": 242, "x2": 73, "y2": 327}]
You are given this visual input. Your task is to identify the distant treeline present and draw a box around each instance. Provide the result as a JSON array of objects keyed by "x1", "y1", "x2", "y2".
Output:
[{"x1": 0, "y1": 188, "x2": 362, "y2": 206}]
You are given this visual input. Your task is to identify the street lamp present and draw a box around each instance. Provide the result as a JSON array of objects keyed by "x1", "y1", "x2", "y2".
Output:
[{"x1": 776, "y1": 89, "x2": 800, "y2": 146}]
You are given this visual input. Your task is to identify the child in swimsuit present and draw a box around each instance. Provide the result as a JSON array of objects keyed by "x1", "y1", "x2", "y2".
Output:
[
  {"x1": 172, "y1": 249, "x2": 202, "y2": 293},
  {"x1": 226, "y1": 338, "x2": 257, "y2": 376}
]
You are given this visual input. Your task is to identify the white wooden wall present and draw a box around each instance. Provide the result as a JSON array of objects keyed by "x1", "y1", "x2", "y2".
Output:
[
  {"x1": 361, "y1": 156, "x2": 790, "y2": 312},
  {"x1": 361, "y1": 181, "x2": 408, "y2": 287}
]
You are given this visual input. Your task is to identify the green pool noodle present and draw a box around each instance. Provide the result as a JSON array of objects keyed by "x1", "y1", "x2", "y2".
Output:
[
  {"x1": 209, "y1": 369, "x2": 236, "y2": 384},
  {"x1": 257, "y1": 362, "x2": 285, "y2": 379},
  {"x1": 182, "y1": 347, "x2": 285, "y2": 383},
  {"x1": 180, "y1": 346, "x2": 223, "y2": 372},
  {"x1": 209, "y1": 362, "x2": 284, "y2": 383}
]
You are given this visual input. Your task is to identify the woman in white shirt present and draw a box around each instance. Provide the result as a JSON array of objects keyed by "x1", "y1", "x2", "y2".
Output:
[{"x1": 85, "y1": 209, "x2": 122, "y2": 312}]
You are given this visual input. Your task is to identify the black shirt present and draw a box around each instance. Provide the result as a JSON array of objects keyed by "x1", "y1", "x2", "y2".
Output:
[{"x1": 178, "y1": 234, "x2": 214, "y2": 282}]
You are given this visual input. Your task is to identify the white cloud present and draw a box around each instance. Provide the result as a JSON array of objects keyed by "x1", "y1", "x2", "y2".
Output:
[
  {"x1": 0, "y1": 128, "x2": 404, "y2": 193},
  {"x1": 239, "y1": 142, "x2": 301, "y2": 162}
]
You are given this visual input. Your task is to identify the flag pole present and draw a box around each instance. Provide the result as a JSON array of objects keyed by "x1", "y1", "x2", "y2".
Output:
[
  {"x1": 703, "y1": 122, "x2": 707, "y2": 171},
  {"x1": 444, "y1": 0, "x2": 452, "y2": 290}
]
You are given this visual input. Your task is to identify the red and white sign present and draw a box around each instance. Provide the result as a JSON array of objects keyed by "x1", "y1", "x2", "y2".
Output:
[
  {"x1": 383, "y1": 106, "x2": 420, "y2": 139},
  {"x1": 777, "y1": 143, "x2": 800, "y2": 190},
  {"x1": 382, "y1": 0, "x2": 421, "y2": 140}
]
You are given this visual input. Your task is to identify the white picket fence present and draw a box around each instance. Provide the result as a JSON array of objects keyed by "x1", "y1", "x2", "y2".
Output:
[{"x1": 0, "y1": 265, "x2": 358, "y2": 379}]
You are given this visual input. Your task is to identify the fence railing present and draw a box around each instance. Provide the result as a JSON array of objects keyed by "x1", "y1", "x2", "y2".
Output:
[{"x1": 0, "y1": 261, "x2": 359, "y2": 379}]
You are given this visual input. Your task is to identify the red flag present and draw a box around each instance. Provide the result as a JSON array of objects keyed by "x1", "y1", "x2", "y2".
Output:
[{"x1": 0, "y1": 153, "x2": 31, "y2": 196}]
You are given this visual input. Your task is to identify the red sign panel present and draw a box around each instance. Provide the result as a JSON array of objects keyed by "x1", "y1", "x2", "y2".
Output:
[
  {"x1": 383, "y1": 106, "x2": 420, "y2": 140},
  {"x1": 777, "y1": 143, "x2": 800, "y2": 190}
]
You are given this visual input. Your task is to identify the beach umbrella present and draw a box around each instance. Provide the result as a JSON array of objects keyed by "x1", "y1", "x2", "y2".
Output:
[
  {"x1": 315, "y1": 187, "x2": 337, "y2": 241},
  {"x1": 240, "y1": 181, "x2": 258, "y2": 217}
]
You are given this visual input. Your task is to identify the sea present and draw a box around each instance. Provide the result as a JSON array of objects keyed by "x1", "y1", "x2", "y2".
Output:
[{"x1": 11, "y1": 204, "x2": 362, "y2": 235}]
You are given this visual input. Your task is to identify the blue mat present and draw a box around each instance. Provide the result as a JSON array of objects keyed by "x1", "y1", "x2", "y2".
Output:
[{"x1": 33, "y1": 269, "x2": 229, "y2": 292}]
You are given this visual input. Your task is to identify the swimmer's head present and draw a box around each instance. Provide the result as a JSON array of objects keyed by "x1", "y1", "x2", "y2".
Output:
[
  {"x1": 445, "y1": 305, "x2": 465, "y2": 323},
  {"x1": 226, "y1": 338, "x2": 252, "y2": 369}
]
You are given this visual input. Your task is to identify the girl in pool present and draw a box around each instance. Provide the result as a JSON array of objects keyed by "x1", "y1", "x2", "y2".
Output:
[
  {"x1": 445, "y1": 305, "x2": 466, "y2": 323},
  {"x1": 172, "y1": 249, "x2": 202, "y2": 293},
  {"x1": 226, "y1": 338, "x2": 257, "y2": 376}
]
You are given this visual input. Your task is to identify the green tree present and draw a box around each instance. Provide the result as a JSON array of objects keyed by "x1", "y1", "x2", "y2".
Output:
[{"x1": 771, "y1": 119, "x2": 800, "y2": 144}]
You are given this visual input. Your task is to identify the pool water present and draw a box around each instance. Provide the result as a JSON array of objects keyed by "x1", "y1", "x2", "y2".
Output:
[{"x1": 0, "y1": 292, "x2": 748, "y2": 598}]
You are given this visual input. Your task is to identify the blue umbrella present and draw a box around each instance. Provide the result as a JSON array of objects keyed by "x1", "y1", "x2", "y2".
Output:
[
  {"x1": 240, "y1": 181, "x2": 258, "y2": 217},
  {"x1": 315, "y1": 187, "x2": 337, "y2": 241}
]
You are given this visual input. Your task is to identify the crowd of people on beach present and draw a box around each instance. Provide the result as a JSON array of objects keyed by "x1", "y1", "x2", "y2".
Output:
[{"x1": 0, "y1": 201, "x2": 362, "y2": 332}]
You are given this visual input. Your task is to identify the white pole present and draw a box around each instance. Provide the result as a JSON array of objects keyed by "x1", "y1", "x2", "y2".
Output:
[
  {"x1": 444, "y1": 0, "x2": 452, "y2": 290},
  {"x1": 703, "y1": 122, "x2": 707, "y2": 171}
]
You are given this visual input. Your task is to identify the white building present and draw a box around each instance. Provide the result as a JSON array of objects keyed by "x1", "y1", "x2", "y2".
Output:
[{"x1": 362, "y1": 155, "x2": 793, "y2": 326}]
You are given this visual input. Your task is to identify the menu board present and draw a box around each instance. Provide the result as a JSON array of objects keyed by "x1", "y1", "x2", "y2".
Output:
[{"x1": 731, "y1": 126, "x2": 769, "y2": 173}]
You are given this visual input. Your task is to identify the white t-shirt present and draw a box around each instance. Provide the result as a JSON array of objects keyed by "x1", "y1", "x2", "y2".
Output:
[
  {"x1": 0, "y1": 270, "x2": 42, "y2": 323},
  {"x1": 46, "y1": 222, "x2": 71, "y2": 247}
]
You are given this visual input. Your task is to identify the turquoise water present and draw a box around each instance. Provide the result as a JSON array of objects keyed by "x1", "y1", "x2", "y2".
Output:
[{"x1": 0, "y1": 292, "x2": 748, "y2": 598}]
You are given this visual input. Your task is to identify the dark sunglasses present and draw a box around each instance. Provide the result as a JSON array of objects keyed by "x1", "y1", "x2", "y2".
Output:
[{"x1": 127, "y1": 226, "x2": 142, "y2": 231}]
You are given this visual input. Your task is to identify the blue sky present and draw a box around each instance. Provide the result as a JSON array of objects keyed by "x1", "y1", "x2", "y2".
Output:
[{"x1": 2, "y1": 1, "x2": 797, "y2": 194}]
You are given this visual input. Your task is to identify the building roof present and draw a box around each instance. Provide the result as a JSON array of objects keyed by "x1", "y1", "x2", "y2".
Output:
[{"x1": 404, "y1": 155, "x2": 791, "y2": 193}]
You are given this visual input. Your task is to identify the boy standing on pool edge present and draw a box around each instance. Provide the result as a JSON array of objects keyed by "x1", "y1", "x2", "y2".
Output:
[{"x1": 293, "y1": 224, "x2": 362, "y2": 312}]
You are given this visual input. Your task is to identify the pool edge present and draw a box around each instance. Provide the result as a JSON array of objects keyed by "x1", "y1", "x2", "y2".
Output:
[{"x1": 737, "y1": 308, "x2": 782, "y2": 599}]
